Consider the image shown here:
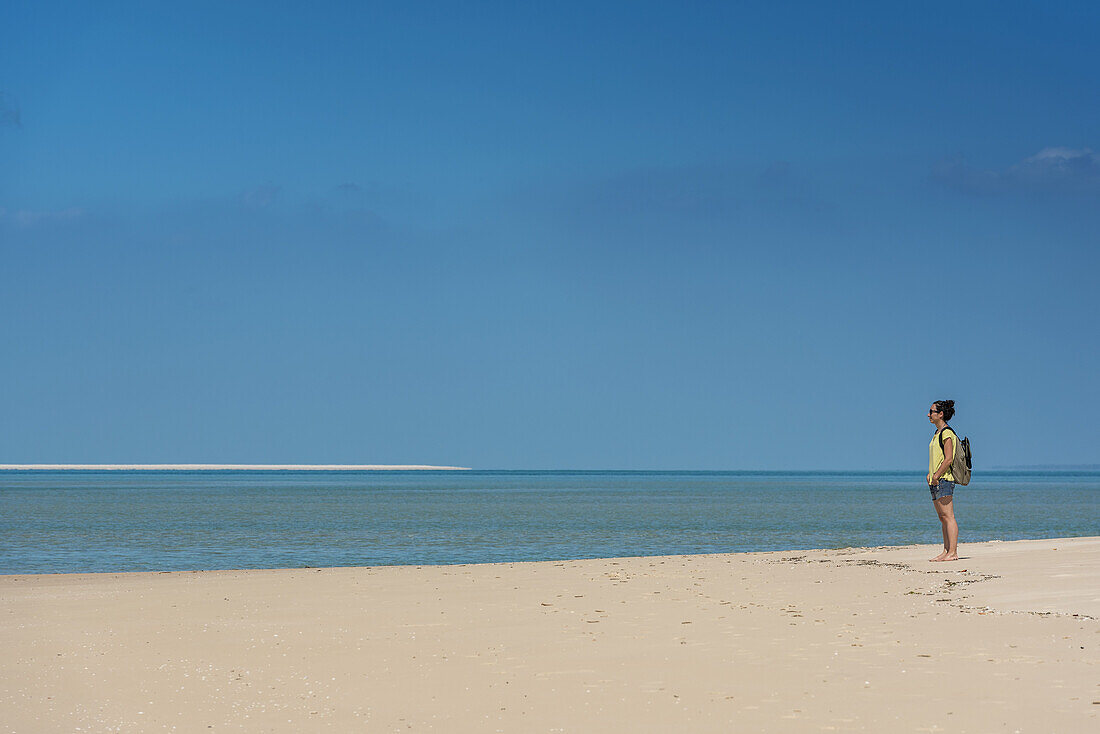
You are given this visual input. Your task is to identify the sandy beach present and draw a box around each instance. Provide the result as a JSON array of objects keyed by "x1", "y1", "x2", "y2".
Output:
[{"x1": 1, "y1": 537, "x2": 1096, "y2": 733}]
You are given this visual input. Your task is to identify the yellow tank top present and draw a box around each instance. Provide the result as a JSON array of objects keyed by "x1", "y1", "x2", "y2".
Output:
[{"x1": 928, "y1": 427, "x2": 958, "y2": 481}]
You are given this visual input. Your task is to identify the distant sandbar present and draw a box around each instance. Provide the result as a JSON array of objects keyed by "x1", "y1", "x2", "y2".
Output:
[{"x1": 0, "y1": 464, "x2": 470, "y2": 471}]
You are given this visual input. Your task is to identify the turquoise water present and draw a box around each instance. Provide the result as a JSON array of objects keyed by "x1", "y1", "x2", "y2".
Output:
[{"x1": 1, "y1": 470, "x2": 1097, "y2": 574}]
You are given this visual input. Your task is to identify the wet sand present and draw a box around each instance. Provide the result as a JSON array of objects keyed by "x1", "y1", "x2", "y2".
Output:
[{"x1": 1, "y1": 537, "x2": 1097, "y2": 732}]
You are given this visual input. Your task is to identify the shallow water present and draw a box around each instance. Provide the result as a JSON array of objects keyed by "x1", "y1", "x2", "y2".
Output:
[{"x1": 1, "y1": 470, "x2": 1097, "y2": 573}]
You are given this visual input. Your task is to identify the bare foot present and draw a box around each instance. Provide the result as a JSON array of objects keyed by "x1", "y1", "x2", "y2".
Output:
[
  {"x1": 929, "y1": 551, "x2": 949, "y2": 561},
  {"x1": 931, "y1": 555, "x2": 959, "y2": 562}
]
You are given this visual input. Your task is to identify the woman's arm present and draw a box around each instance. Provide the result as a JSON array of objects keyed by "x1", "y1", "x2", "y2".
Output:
[{"x1": 931, "y1": 436, "x2": 954, "y2": 483}]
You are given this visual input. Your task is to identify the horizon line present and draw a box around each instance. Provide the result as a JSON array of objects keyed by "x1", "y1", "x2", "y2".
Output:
[{"x1": 2, "y1": 465, "x2": 1097, "y2": 473}]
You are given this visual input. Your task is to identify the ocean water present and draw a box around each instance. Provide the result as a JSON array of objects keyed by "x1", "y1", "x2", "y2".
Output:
[{"x1": 1, "y1": 470, "x2": 1097, "y2": 574}]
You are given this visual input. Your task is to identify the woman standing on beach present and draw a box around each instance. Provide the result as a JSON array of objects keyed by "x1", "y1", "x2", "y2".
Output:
[{"x1": 927, "y1": 400, "x2": 960, "y2": 561}]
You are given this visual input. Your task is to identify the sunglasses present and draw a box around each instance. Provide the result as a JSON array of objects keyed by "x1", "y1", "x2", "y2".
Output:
[{"x1": 928, "y1": 408, "x2": 941, "y2": 415}]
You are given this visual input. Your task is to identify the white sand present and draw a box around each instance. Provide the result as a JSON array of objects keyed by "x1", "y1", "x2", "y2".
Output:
[{"x1": 1, "y1": 537, "x2": 1097, "y2": 732}]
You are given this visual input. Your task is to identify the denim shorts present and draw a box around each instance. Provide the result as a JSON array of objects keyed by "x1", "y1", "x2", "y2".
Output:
[{"x1": 929, "y1": 479, "x2": 955, "y2": 500}]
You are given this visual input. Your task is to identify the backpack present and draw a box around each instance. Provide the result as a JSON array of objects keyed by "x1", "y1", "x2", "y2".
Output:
[{"x1": 938, "y1": 426, "x2": 972, "y2": 486}]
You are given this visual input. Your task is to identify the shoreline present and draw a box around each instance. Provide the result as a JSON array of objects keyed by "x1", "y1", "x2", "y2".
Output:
[
  {"x1": 2, "y1": 537, "x2": 1096, "y2": 731},
  {"x1": 5, "y1": 535, "x2": 1100, "y2": 584}
]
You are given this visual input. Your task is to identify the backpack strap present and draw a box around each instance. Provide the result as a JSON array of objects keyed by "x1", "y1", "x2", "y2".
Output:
[{"x1": 938, "y1": 425, "x2": 954, "y2": 452}]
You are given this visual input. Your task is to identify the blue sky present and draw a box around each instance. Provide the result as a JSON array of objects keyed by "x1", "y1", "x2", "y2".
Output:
[{"x1": 2, "y1": 2, "x2": 1098, "y2": 469}]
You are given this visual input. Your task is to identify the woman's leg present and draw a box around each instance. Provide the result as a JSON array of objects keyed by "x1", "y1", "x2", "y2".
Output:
[
  {"x1": 932, "y1": 496, "x2": 958, "y2": 561},
  {"x1": 930, "y1": 498, "x2": 950, "y2": 560}
]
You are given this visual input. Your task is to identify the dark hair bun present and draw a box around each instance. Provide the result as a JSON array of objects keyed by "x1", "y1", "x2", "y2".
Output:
[{"x1": 936, "y1": 399, "x2": 956, "y2": 421}]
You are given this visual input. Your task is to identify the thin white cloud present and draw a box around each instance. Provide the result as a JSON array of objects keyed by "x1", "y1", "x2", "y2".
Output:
[
  {"x1": 240, "y1": 184, "x2": 282, "y2": 209},
  {"x1": 1015, "y1": 147, "x2": 1100, "y2": 179},
  {"x1": 0, "y1": 92, "x2": 19, "y2": 128},
  {"x1": 934, "y1": 147, "x2": 1100, "y2": 194},
  {"x1": 0, "y1": 207, "x2": 86, "y2": 227}
]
